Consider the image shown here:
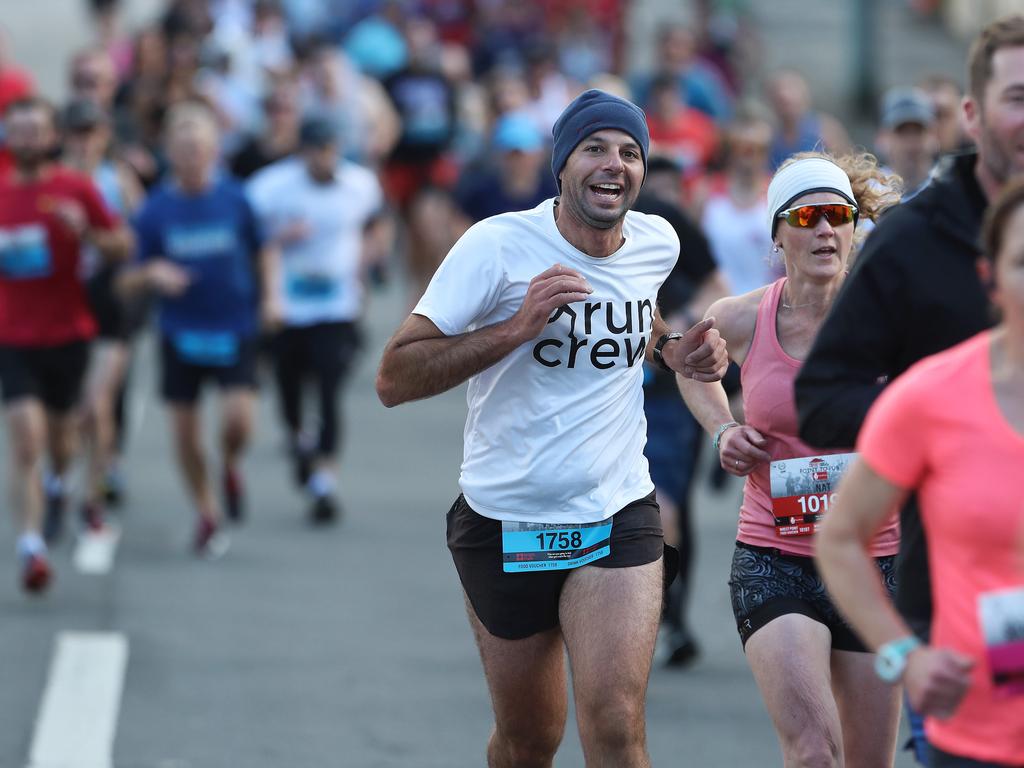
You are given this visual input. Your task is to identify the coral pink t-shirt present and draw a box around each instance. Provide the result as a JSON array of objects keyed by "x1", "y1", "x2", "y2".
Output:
[
  {"x1": 859, "y1": 331, "x2": 1024, "y2": 764},
  {"x1": 739, "y1": 278, "x2": 900, "y2": 557}
]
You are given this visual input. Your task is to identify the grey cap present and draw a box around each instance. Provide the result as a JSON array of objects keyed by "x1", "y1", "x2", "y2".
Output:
[{"x1": 881, "y1": 87, "x2": 935, "y2": 129}]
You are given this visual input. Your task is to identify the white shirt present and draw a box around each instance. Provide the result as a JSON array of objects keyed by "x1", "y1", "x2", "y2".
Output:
[
  {"x1": 414, "y1": 198, "x2": 678, "y2": 524},
  {"x1": 701, "y1": 192, "x2": 780, "y2": 296},
  {"x1": 247, "y1": 158, "x2": 382, "y2": 325}
]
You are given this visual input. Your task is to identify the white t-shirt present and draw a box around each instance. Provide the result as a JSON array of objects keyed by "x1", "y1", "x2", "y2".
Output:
[
  {"x1": 247, "y1": 158, "x2": 382, "y2": 325},
  {"x1": 701, "y1": 192, "x2": 780, "y2": 296},
  {"x1": 414, "y1": 198, "x2": 678, "y2": 524}
]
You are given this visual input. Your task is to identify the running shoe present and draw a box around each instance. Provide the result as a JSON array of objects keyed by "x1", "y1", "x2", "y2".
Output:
[
  {"x1": 80, "y1": 502, "x2": 107, "y2": 533},
  {"x1": 21, "y1": 552, "x2": 52, "y2": 594},
  {"x1": 43, "y1": 491, "x2": 66, "y2": 544},
  {"x1": 193, "y1": 517, "x2": 230, "y2": 559},
  {"x1": 310, "y1": 494, "x2": 340, "y2": 525},
  {"x1": 223, "y1": 467, "x2": 245, "y2": 523}
]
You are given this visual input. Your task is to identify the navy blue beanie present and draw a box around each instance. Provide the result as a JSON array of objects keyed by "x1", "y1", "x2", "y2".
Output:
[{"x1": 550, "y1": 89, "x2": 650, "y2": 190}]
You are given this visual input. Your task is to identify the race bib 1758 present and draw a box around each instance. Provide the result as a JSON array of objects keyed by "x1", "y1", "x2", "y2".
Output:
[{"x1": 501, "y1": 519, "x2": 612, "y2": 573}]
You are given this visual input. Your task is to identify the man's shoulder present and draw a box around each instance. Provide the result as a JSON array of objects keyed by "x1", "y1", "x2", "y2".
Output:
[
  {"x1": 247, "y1": 157, "x2": 302, "y2": 190},
  {"x1": 855, "y1": 198, "x2": 944, "y2": 269},
  {"x1": 339, "y1": 160, "x2": 382, "y2": 193},
  {"x1": 137, "y1": 182, "x2": 175, "y2": 215},
  {"x1": 479, "y1": 200, "x2": 550, "y2": 230}
]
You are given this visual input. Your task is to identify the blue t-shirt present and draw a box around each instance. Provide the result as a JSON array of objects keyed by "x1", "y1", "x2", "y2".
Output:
[{"x1": 134, "y1": 176, "x2": 262, "y2": 337}]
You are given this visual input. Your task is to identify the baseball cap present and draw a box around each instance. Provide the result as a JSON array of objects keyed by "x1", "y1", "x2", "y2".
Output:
[
  {"x1": 492, "y1": 113, "x2": 543, "y2": 153},
  {"x1": 299, "y1": 116, "x2": 337, "y2": 147},
  {"x1": 881, "y1": 87, "x2": 935, "y2": 129}
]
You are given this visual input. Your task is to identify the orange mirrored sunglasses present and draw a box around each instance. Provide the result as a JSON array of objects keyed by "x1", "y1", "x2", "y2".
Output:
[{"x1": 777, "y1": 203, "x2": 858, "y2": 228}]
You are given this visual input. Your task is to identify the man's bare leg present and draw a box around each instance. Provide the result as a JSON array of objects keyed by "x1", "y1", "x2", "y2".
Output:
[
  {"x1": 560, "y1": 559, "x2": 663, "y2": 768},
  {"x1": 464, "y1": 592, "x2": 568, "y2": 768}
]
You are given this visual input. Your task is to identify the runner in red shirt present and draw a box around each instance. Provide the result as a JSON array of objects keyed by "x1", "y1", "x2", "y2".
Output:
[{"x1": 0, "y1": 97, "x2": 131, "y2": 593}]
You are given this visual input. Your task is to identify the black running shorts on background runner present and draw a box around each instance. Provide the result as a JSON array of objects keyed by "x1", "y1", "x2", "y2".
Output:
[
  {"x1": 87, "y1": 265, "x2": 149, "y2": 341},
  {"x1": 729, "y1": 540, "x2": 897, "y2": 652},
  {"x1": 447, "y1": 492, "x2": 674, "y2": 640},
  {"x1": 0, "y1": 340, "x2": 89, "y2": 412},
  {"x1": 160, "y1": 335, "x2": 259, "y2": 404}
]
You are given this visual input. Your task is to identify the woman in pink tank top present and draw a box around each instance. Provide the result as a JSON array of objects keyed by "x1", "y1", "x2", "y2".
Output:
[{"x1": 678, "y1": 153, "x2": 902, "y2": 766}]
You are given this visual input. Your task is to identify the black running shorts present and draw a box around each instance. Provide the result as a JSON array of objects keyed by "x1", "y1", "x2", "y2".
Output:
[
  {"x1": 160, "y1": 335, "x2": 258, "y2": 404},
  {"x1": 447, "y1": 492, "x2": 673, "y2": 640},
  {"x1": 729, "y1": 540, "x2": 897, "y2": 652},
  {"x1": 0, "y1": 340, "x2": 89, "y2": 412},
  {"x1": 87, "y1": 265, "x2": 148, "y2": 341}
]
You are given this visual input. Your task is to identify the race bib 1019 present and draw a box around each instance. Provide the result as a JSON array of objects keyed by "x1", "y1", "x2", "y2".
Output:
[{"x1": 769, "y1": 452, "x2": 857, "y2": 537}]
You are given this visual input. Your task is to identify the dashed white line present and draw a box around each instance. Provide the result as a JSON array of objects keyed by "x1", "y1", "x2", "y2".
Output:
[{"x1": 26, "y1": 631, "x2": 129, "y2": 768}]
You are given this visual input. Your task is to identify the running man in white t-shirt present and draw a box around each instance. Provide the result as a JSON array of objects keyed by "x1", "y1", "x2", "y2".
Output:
[
  {"x1": 248, "y1": 117, "x2": 388, "y2": 523},
  {"x1": 376, "y1": 90, "x2": 728, "y2": 767}
]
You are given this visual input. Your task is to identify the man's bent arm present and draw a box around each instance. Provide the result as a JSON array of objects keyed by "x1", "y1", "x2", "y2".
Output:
[{"x1": 376, "y1": 313, "x2": 526, "y2": 407}]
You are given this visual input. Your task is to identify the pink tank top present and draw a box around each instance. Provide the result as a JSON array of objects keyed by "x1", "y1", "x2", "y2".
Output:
[{"x1": 737, "y1": 278, "x2": 900, "y2": 557}]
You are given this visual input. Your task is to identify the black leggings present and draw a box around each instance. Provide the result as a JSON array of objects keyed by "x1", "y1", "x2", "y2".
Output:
[{"x1": 272, "y1": 322, "x2": 360, "y2": 457}]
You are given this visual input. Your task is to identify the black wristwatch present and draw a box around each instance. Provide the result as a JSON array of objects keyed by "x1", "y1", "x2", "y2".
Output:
[{"x1": 652, "y1": 332, "x2": 684, "y2": 373}]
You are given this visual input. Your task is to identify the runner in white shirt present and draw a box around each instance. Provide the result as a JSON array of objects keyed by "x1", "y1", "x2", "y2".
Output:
[
  {"x1": 248, "y1": 117, "x2": 387, "y2": 523},
  {"x1": 376, "y1": 90, "x2": 727, "y2": 768}
]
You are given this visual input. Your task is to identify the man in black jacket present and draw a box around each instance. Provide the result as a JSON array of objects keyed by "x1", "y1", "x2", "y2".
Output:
[{"x1": 795, "y1": 14, "x2": 1024, "y2": 764}]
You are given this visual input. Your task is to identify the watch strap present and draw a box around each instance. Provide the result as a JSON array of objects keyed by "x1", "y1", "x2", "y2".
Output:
[{"x1": 653, "y1": 332, "x2": 684, "y2": 373}]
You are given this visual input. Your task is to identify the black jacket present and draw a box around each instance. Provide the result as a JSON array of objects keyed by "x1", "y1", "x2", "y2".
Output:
[{"x1": 795, "y1": 152, "x2": 994, "y2": 635}]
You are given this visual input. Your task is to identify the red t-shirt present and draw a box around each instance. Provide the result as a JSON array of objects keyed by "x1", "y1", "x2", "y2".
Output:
[
  {"x1": 647, "y1": 108, "x2": 719, "y2": 178},
  {"x1": 859, "y1": 332, "x2": 1024, "y2": 764},
  {"x1": 0, "y1": 166, "x2": 119, "y2": 346}
]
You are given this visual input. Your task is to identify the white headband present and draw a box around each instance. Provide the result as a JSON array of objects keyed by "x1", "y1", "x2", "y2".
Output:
[{"x1": 766, "y1": 157, "x2": 856, "y2": 236}]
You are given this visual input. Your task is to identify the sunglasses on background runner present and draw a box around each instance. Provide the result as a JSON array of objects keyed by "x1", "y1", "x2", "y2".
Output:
[{"x1": 776, "y1": 203, "x2": 858, "y2": 229}]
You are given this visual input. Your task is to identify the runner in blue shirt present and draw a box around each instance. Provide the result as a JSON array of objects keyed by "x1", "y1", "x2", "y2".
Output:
[{"x1": 120, "y1": 101, "x2": 278, "y2": 557}]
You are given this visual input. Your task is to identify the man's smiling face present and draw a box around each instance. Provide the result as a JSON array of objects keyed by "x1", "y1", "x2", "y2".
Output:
[{"x1": 558, "y1": 129, "x2": 644, "y2": 230}]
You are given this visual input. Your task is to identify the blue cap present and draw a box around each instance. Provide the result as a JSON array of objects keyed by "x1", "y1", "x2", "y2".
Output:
[
  {"x1": 550, "y1": 89, "x2": 649, "y2": 190},
  {"x1": 492, "y1": 113, "x2": 543, "y2": 152}
]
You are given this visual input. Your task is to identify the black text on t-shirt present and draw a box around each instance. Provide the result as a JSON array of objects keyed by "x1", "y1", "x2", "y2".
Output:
[{"x1": 532, "y1": 299, "x2": 653, "y2": 369}]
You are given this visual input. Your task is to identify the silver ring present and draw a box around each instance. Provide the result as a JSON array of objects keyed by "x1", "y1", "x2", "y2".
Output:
[{"x1": 734, "y1": 459, "x2": 740, "y2": 467}]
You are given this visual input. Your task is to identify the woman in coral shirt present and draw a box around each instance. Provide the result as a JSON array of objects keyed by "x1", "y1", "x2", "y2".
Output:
[{"x1": 818, "y1": 177, "x2": 1024, "y2": 768}]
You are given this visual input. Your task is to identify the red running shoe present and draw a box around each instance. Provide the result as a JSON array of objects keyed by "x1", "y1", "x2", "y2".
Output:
[
  {"x1": 193, "y1": 517, "x2": 229, "y2": 560},
  {"x1": 22, "y1": 552, "x2": 52, "y2": 594},
  {"x1": 80, "y1": 502, "x2": 107, "y2": 533}
]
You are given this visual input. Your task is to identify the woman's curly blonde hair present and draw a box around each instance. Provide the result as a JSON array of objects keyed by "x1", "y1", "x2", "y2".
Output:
[{"x1": 778, "y1": 150, "x2": 903, "y2": 246}]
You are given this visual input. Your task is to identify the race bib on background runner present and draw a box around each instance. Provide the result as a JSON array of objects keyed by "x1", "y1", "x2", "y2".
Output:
[
  {"x1": 501, "y1": 519, "x2": 612, "y2": 573},
  {"x1": 769, "y1": 453, "x2": 857, "y2": 537},
  {"x1": 0, "y1": 224, "x2": 52, "y2": 279},
  {"x1": 979, "y1": 586, "x2": 1024, "y2": 696},
  {"x1": 288, "y1": 272, "x2": 339, "y2": 300},
  {"x1": 173, "y1": 331, "x2": 240, "y2": 367}
]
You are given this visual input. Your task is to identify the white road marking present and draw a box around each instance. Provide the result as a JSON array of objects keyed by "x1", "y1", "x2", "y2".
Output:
[
  {"x1": 128, "y1": 332, "x2": 154, "y2": 446},
  {"x1": 26, "y1": 632, "x2": 129, "y2": 768},
  {"x1": 73, "y1": 523, "x2": 122, "y2": 575}
]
